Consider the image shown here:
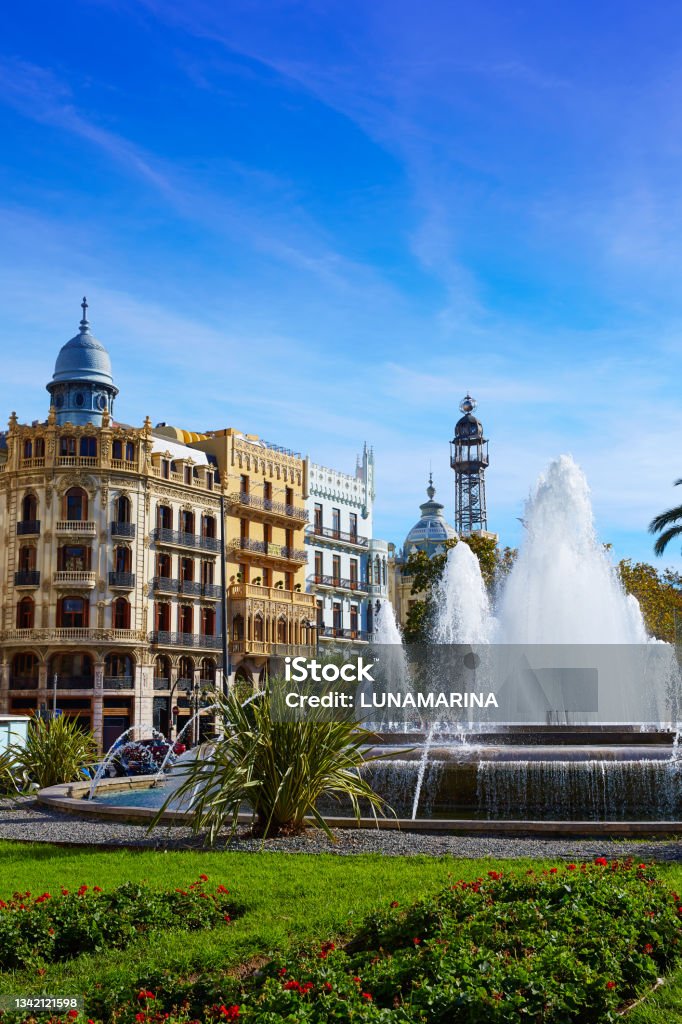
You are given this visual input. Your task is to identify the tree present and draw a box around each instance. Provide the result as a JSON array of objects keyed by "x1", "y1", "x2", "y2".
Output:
[
  {"x1": 617, "y1": 559, "x2": 682, "y2": 644},
  {"x1": 402, "y1": 537, "x2": 517, "y2": 643},
  {"x1": 649, "y1": 479, "x2": 682, "y2": 555}
]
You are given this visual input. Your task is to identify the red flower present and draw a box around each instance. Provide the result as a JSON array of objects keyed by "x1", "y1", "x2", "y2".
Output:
[
  {"x1": 352, "y1": 976, "x2": 361, "y2": 984},
  {"x1": 135, "y1": 1014, "x2": 146, "y2": 1022},
  {"x1": 550, "y1": 868, "x2": 558, "y2": 874},
  {"x1": 283, "y1": 980, "x2": 300, "y2": 991},
  {"x1": 93, "y1": 886, "x2": 103, "y2": 893},
  {"x1": 390, "y1": 900, "x2": 399, "y2": 908},
  {"x1": 217, "y1": 884, "x2": 229, "y2": 893},
  {"x1": 362, "y1": 992, "x2": 372, "y2": 1001},
  {"x1": 643, "y1": 943, "x2": 654, "y2": 954},
  {"x1": 639, "y1": 863, "x2": 647, "y2": 870},
  {"x1": 199, "y1": 874, "x2": 209, "y2": 881},
  {"x1": 413, "y1": 937, "x2": 421, "y2": 945},
  {"x1": 219, "y1": 1006, "x2": 240, "y2": 1020},
  {"x1": 77, "y1": 885, "x2": 88, "y2": 896},
  {"x1": 606, "y1": 981, "x2": 616, "y2": 990},
  {"x1": 223, "y1": 914, "x2": 231, "y2": 923},
  {"x1": 595, "y1": 857, "x2": 608, "y2": 866},
  {"x1": 278, "y1": 968, "x2": 287, "y2": 976},
  {"x1": 323, "y1": 982, "x2": 333, "y2": 993},
  {"x1": 61, "y1": 888, "x2": 69, "y2": 895},
  {"x1": 492, "y1": 993, "x2": 503, "y2": 1001},
  {"x1": 137, "y1": 990, "x2": 155, "y2": 1000},
  {"x1": 67, "y1": 1011, "x2": 79, "y2": 1019},
  {"x1": 568, "y1": 864, "x2": 577, "y2": 870},
  {"x1": 48, "y1": 928, "x2": 55, "y2": 936}
]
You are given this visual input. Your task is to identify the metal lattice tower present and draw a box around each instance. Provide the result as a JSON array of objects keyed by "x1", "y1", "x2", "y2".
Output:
[{"x1": 450, "y1": 394, "x2": 489, "y2": 534}]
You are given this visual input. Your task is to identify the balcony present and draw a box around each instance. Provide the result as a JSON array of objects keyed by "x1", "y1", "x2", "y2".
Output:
[
  {"x1": 111, "y1": 521, "x2": 136, "y2": 539},
  {"x1": 230, "y1": 640, "x2": 313, "y2": 658},
  {"x1": 148, "y1": 631, "x2": 223, "y2": 650},
  {"x1": 20, "y1": 457, "x2": 45, "y2": 469},
  {"x1": 103, "y1": 675, "x2": 134, "y2": 690},
  {"x1": 228, "y1": 491, "x2": 308, "y2": 523},
  {"x1": 54, "y1": 570, "x2": 97, "y2": 588},
  {"x1": 179, "y1": 579, "x2": 202, "y2": 597},
  {"x1": 228, "y1": 582, "x2": 315, "y2": 609},
  {"x1": 201, "y1": 582, "x2": 222, "y2": 600},
  {"x1": 109, "y1": 571, "x2": 136, "y2": 590},
  {"x1": 55, "y1": 676, "x2": 95, "y2": 689},
  {"x1": 111, "y1": 459, "x2": 137, "y2": 472},
  {"x1": 9, "y1": 676, "x2": 39, "y2": 690},
  {"x1": 152, "y1": 527, "x2": 220, "y2": 553},
  {"x1": 151, "y1": 576, "x2": 179, "y2": 594},
  {"x1": 14, "y1": 570, "x2": 40, "y2": 588},
  {"x1": 318, "y1": 627, "x2": 369, "y2": 642},
  {"x1": 16, "y1": 520, "x2": 40, "y2": 536},
  {"x1": 56, "y1": 456, "x2": 99, "y2": 468},
  {"x1": 153, "y1": 677, "x2": 170, "y2": 690},
  {"x1": 56, "y1": 520, "x2": 97, "y2": 536},
  {"x1": 309, "y1": 525, "x2": 369, "y2": 549},
  {"x1": 229, "y1": 538, "x2": 307, "y2": 563},
  {"x1": 312, "y1": 574, "x2": 368, "y2": 594},
  {"x1": 0, "y1": 627, "x2": 146, "y2": 644}
]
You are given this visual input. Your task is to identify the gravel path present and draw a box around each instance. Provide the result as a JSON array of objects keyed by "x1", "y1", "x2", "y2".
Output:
[{"x1": 1, "y1": 799, "x2": 682, "y2": 860}]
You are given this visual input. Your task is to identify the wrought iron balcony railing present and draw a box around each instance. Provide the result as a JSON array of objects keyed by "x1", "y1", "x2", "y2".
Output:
[
  {"x1": 229, "y1": 491, "x2": 309, "y2": 521},
  {"x1": 151, "y1": 576, "x2": 179, "y2": 594},
  {"x1": 312, "y1": 574, "x2": 368, "y2": 593},
  {"x1": 152, "y1": 527, "x2": 220, "y2": 552},
  {"x1": 111, "y1": 521, "x2": 136, "y2": 538},
  {"x1": 229, "y1": 538, "x2": 307, "y2": 562},
  {"x1": 9, "y1": 676, "x2": 39, "y2": 690},
  {"x1": 103, "y1": 675, "x2": 134, "y2": 690},
  {"x1": 109, "y1": 571, "x2": 136, "y2": 589},
  {"x1": 148, "y1": 631, "x2": 222, "y2": 649},
  {"x1": 14, "y1": 570, "x2": 40, "y2": 587},
  {"x1": 16, "y1": 520, "x2": 40, "y2": 536},
  {"x1": 309, "y1": 525, "x2": 369, "y2": 547},
  {"x1": 153, "y1": 677, "x2": 170, "y2": 690},
  {"x1": 318, "y1": 626, "x2": 369, "y2": 642}
]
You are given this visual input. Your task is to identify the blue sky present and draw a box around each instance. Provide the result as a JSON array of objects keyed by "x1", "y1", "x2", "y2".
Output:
[{"x1": 2, "y1": 0, "x2": 682, "y2": 567}]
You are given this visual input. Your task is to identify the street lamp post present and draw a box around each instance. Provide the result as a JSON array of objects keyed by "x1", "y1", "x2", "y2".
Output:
[{"x1": 52, "y1": 674, "x2": 58, "y2": 718}]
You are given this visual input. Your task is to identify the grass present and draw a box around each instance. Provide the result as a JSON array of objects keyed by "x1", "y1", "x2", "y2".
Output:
[{"x1": 0, "y1": 841, "x2": 681, "y2": 1021}]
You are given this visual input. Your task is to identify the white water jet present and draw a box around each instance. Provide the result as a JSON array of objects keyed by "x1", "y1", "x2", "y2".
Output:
[
  {"x1": 495, "y1": 455, "x2": 647, "y2": 645},
  {"x1": 432, "y1": 541, "x2": 493, "y2": 645}
]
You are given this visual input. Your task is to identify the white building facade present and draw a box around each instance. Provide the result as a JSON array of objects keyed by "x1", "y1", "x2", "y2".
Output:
[{"x1": 305, "y1": 446, "x2": 389, "y2": 644}]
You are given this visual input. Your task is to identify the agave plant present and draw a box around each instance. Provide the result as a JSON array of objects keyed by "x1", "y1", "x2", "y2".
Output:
[
  {"x1": 0, "y1": 748, "x2": 22, "y2": 796},
  {"x1": 10, "y1": 715, "x2": 98, "y2": 789},
  {"x1": 153, "y1": 682, "x2": 389, "y2": 843}
]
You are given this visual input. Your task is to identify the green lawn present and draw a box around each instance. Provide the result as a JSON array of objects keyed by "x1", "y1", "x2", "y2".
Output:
[{"x1": 0, "y1": 841, "x2": 681, "y2": 1022}]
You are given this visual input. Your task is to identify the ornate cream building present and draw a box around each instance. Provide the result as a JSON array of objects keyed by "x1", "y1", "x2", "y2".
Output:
[{"x1": 0, "y1": 301, "x2": 315, "y2": 748}]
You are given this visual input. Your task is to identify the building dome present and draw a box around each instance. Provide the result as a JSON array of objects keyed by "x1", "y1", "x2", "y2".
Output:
[
  {"x1": 46, "y1": 298, "x2": 118, "y2": 426},
  {"x1": 403, "y1": 476, "x2": 457, "y2": 557}
]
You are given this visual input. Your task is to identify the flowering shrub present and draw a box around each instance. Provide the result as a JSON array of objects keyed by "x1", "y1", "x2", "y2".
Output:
[
  {"x1": 13, "y1": 861, "x2": 682, "y2": 1023},
  {"x1": 0, "y1": 876, "x2": 241, "y2": 971}
]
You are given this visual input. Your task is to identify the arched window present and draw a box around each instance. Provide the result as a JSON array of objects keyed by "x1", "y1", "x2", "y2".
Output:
[
  {"x1": 34, "y1": 438, "x2": 45, "y2": 458},
  {"x1": 22, "y1": 494, "x2": 37, "y2": 522},
  {"x1": 80, "y1": 436, "x2": 97, "y2": 458},
  {"x1": 104, "y1": 653, "x2": 134, "y2": 683},
  {"x1": 277, "y1": 618, "x2": 286, "y2": 644},
  {"x1": 49, "y1": 652, "x2": 93, "y2": 686},
  {"x1": 23, "y1": 440, "x2": 32, "y2": 460},
  {"x1": 155, "y1": 655, "x2": 171, "y2": 684},
  {"x1": 201, "y1": 515, "x2": 216, "y2": 539},
  {"x1": 16, "y1": 596, "x2": 34, "y2": 629},
  {"x1": 113, "y1": 598, "x2": 131, "y2": 629},
  {"x1": 157, "y1": 553, "x2": 172, "y2": 578},
  {"x1": 125, "y1": 441, "x2": 135, "y2": 462},
  {"x1": 65, "y1": 488, "x2": 87, "y2": 522},
  {"x1": 157, "y1": 505, "x2": 172, "y2": 530},
  {"x1": 115, "y1": 495, "x2": 131, "y2": 523},
  {"x1": 57, "y1": 596, "x2": 88, "y2": 628},
  {"x1": 232, "y1": 614, "x2": 244, "y2": 641},
  {"x1": 181, "y1": 510, "x2": 195, "y2": 534},
  {"x1": 60, "y1": 436, "x2": 76, "y2": 457},
  {"x1": 254, "y1": 613, "x2": 264, "y2": 642},
  {"x1": 178, "y1": 656, "x2": 194, "y2": 685},
  {"x1": 200, "y1": 658, "x2": 216, "y2": 683},
  {"x1": 11, "y1": 652, "x2": 39, "y2": 689},
  {"x1": 112, "y1": 439, "x2": 123, "y2": 461},
  {"x1": 179, "y1": 605, "x2": 193, "y2": 634},
  {"x1": 155, "y1": 602, "x2": 171, "y2": 632}
]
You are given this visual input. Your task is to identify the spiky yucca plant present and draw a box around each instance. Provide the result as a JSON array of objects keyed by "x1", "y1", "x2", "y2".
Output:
[
  {"x1": 11, "y1": 715, "x2": 98, "y2": 789},
  {"x1": 154, "y1": 683, "x2": 388, "y2": 843}
]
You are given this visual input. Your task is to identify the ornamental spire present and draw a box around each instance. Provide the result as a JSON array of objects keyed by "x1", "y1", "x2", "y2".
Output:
[{"x1": 80, "y1": 296, "x2": 89, "y2": 332}]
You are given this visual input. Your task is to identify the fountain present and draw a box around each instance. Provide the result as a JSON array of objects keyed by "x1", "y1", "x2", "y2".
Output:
[{"x1": 45, "y1": 455, "x2": 682, "y2": 832}]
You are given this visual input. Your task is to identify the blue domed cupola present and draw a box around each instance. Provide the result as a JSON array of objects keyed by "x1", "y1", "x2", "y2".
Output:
[{"x1": 47, "y1": 298, "x2": 118, "y2": 426}]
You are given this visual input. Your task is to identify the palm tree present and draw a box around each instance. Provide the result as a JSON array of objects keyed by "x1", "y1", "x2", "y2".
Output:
[{"x1": 649, "y1": 479, "x2": 682, "y2": 555}]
